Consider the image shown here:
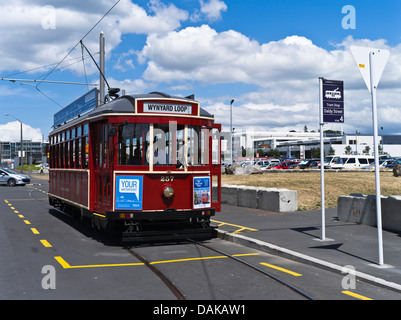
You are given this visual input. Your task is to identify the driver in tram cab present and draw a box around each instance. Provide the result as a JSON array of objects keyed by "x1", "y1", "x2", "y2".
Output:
[{"x1": 127, "y1": 147, "x2": 142, "y2": 165}]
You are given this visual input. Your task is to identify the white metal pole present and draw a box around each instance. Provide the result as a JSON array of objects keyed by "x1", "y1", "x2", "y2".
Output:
[
  {"x1": 319, "y1": 77, "x2": 326, "y2": 240},
  {"x1": 230, "y1": 99, "x2": 234, "y2": 165},
  {"x1": 370, "y1": 51, "x2": 384, "y2": 265}
]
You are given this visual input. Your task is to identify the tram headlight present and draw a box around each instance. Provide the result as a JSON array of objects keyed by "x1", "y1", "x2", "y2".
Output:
[{"x1": 162, "y1": 186, "x2": 175, "y2": 199}]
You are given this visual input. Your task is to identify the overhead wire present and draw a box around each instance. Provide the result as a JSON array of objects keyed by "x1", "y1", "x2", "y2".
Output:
[
  {"x1": 36, "y1": 0, "x2": 121, "y2": 87},
  {"x1": 31, "y1": 0, "x2": 121, "y2": 107}
]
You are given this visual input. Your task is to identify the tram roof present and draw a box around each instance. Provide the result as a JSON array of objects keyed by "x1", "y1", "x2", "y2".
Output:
[{"x1": 49, "y1": 92, "x2": 214, "y2": 135}]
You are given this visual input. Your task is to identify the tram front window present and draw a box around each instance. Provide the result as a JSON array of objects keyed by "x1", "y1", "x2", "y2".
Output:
[
  {"x1": 118, "y1": 123, "x2": 150, "y2": 166},
  {"x1": 118, "y1": 122, "x2": 210, "y2": 167}
]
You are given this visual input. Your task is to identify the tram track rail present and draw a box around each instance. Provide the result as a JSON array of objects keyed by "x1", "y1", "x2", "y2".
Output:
[
  {"x1": 185, "y1": 238, "x2": 316, "y2": 301},
  {"x1": 125, "y1": 237, "x2": 316, "y2": 301},
  {"x1": 125, "y1": 246, "x2": 187, "y2": 300}
]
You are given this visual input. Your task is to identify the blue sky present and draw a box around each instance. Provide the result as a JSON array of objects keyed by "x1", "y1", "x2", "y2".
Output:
[{"x1": 1, "y1": 0, "x2": 401, "y2": 142}]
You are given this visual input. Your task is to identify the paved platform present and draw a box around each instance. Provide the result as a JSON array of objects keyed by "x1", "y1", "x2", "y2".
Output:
[{"x1": 214, "y1": 204, "x2": 401, "y2": 292}]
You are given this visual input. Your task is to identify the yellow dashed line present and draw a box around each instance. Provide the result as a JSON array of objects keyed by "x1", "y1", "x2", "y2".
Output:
[
  {"x1": 260, "y1": 262, "x2": 303, "y2": 277},
  {"x1": 31, "y1": 228, "x2": 40, "y2": 235},
  {"x1": 40, "y1": 240, "x2": 52, "y2": 248},
  {"x1": 23, "y1": 220, "x2": 31, "y2": 225},
  {"x1": 342, "y1": 291, "x2": 373, "y2": 300}
]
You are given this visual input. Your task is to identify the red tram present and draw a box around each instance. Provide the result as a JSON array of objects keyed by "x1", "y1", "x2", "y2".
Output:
[{"x1": 48, "y1": 91, "x2": 221, "y2": 242}]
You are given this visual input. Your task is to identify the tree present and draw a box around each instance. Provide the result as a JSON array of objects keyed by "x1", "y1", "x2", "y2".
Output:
[
  {"x1": 328, "y1": 146, "x2": 335, "y2": 155},
  {"x1": 256, "y1": 148, "x2": 265, "y2": 157},
  {"x1": 363, "y1": 146, "x2": 370, "y2": 155},
  {"x1": 267, "y1": 148, "x2": 280, "y2": 159},
  {"x1": 310, "y1": 147, "x2": 321, "y2": 158},
  {"x1": 344, "y1": 146, "x2": 352, "y2": 155}
]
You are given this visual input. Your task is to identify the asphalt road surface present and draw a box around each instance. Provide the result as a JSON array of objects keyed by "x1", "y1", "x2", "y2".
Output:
[{"x1": 1, "y1": 176, "x2": 401, "y2": 304}]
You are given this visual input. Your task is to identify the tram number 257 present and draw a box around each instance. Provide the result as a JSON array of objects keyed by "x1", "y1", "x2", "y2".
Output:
[{"x1": 160, "y1": 176, "x2": 174, "y2": 182}]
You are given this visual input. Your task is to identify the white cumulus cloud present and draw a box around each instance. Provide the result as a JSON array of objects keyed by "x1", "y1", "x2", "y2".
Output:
[{"x1": 0, "y1": 121, "x2": 43, "y2": 142}]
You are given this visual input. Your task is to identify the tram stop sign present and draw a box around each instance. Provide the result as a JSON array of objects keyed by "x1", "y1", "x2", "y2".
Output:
[{"x1": 322, "y1": 79, "x2": 344, "y2": 123}]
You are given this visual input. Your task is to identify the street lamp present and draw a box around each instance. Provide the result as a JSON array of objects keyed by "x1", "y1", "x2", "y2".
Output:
[
  {"x1": 4, "y1": 113, "x2": 23, "y2": 173},
  {"x1": 230, "y1": 99, "x2": 234, "y2": 165}
]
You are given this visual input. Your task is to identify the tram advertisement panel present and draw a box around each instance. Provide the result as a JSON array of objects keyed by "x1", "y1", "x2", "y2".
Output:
[
  {"x1": 115, "y1": 176, "x2": 143, "y2": 210},
  {"x1": 193, "y1": 176, "x2": 211, "y2": 209}
]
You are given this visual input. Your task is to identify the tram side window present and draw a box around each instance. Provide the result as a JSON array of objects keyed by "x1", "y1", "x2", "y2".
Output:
[
  {"x1": 76, "y1": 138, "x2": 81, "y2": 168},
  {"x1": 83, "y1": 136, "x2": 89, "y2": 168},
  {"x1": 212, "y1": 128, "x2": 220, "y2": 165},
  {"x1": 187, "y1": 126, "x2": 209, "y2": 166},
  {"x1": 118, "y1": 123, "x2": 150, "y2": 166}
]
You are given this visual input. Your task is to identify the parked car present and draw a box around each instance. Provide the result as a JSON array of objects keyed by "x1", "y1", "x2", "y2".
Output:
[
  {"x1": 361, "y1": 160, "x2": 394, "y2": 169},
  {"x1": 296, "y1": 159, "x2": 320, "y2": 169},
  {"x1": 270, "y1": 161, "x2": 299, "y2": 169},
  {"x1": 309, "y1": 161, "x2": 321, "y2": 169},
  {"x1": 385, "y1": 159, "x2": 401, "y2": 168},
  {"x1": 0, "y1": 168, "x2": 30, "y2": 186},
  {"x1": 330, "y1": 155, "x2": 374, "y2": 169}
]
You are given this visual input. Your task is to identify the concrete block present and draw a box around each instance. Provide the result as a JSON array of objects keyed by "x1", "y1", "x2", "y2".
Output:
[
  {"x1": 337, "y1": 194, "x2": 377, "y2": 226},
  {"x1": 257, "y1": 188, "x2": 298, "y2": 212},
  {"x1": 221, "y1": 184, "x2": 238, "y2": 206},
  {"x1": 238, "y1": 186, "x2": 258, "y2": 209},
  {"x1": 221, "y1": 184, "x2": 298, "y2": 212},
  {"x1": 338, "y1": 194, "x2": 401, "y2": 233}
]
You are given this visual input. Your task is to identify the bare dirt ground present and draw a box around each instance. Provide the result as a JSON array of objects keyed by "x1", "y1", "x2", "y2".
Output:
[{"x1": 222, "y1": 171, "x2": 401, "y2": 211}]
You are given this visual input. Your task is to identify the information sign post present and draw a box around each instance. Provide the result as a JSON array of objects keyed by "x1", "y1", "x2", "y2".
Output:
[
  {"x1": 351, "y1": 46, "x2": 390, "y2": 265},
  {"x1": 318, "y1": 78, "x2": 344, "y2": 241}
]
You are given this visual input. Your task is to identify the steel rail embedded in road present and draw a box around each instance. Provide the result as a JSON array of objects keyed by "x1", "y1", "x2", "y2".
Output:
[{"x1": 186, "y1": 238, "x2": 316, "y2": 301}]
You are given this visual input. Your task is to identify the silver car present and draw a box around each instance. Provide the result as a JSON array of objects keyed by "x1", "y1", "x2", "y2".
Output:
[{"x1": 0, "y1": 168, "x2": 30, "y2": 186}]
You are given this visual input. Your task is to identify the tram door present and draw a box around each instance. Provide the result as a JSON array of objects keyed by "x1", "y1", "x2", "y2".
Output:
[
  {"x1": 210, "y1": 125, "x2": 221, "y2": 212},
  {"x1": 91, "y1": 121, "x2": 113, "y2": 212}
]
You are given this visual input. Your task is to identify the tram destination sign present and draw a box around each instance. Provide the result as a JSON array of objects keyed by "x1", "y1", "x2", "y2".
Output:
[
  {"x1": 54, "y1": 88, "x2": 98, "y2": 127},
  {"x1": 322, "y1": 79, "x2": 344, "y2": 123},
  {"x1": 143, "y1": 102, "x2": 192, "y2": 115}
]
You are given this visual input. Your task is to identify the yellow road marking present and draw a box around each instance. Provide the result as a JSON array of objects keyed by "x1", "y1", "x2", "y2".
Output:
[
  {"x1": 260, "y1": 262, "x2": 303, "y2": 277},
  {"x1": 211, "y1": 219, "x2": 258, "y2": 233},
  {"x1": 54, "y1": 256, "x2": 145, "y2": 269},
  {"x1": 342, "y1": 291, "x2": 373, "y2": 300},
  {"x1": 4, "y1": 200, "x2": 8, "y2": 203},
  {"x1": 31, "y1": 228, "x2": 40, "y2": 235},
  {"x1": 14, "y1": 210, "x2": 19, "y2": 213},
  {"x1": 10, "y1": 207, "x2": 15, "y2": 210},
  {"x1": 4, "y1": 198, "x2": 47, "y2": 201},
  {"x1": 54, "y1": 253, "x2": 260, "y2": 269},
  {"x1": 18, "y1": 215, "x2": 24, "y2": 218},
  {"x1": 40, "y1": 240, "x2": 52, "y2": 247},
  {"x1": 23, "y1": 220, "x2": 31, "y2": 225}
]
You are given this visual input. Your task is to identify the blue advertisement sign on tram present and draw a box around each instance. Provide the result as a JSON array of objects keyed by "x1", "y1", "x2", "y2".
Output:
[
  {"x1": 54, "y1": 88, "x2": 98, "y2": 127},
  {"x1": 193, "y1": 176, "x2": 211, "y2": 209},
  {"x1": 115, "y1": 176, "x2": 143, "y2": 210}
]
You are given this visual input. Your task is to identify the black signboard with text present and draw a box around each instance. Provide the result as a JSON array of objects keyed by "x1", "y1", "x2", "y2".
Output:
[{"x1": 322, "y1": 79, "x2": 344, "y2": 123}]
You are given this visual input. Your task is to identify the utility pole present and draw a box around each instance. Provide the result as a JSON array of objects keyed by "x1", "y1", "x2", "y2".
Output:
[{"x1": 99, "y1": 32, "x2": 105, "y2": 106}]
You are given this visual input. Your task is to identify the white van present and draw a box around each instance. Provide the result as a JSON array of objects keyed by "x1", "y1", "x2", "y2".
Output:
[{"x1": 330, "y1": 155, "x2": 374, "y2": 169}]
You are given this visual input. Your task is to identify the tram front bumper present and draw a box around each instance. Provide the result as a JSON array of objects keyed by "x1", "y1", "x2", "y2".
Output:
[
  {"x1": 106, "y1": 208, "x2": 217, "y2": 243},
  {"x1": 106, "y1": 208, "x2": 215, "y2": 221}
]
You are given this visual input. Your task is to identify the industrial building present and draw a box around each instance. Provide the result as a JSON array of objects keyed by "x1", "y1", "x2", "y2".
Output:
[
  {"x1": 223, "y1": 130, "x2": 401, "y2": 160},
  {"x1": 0, "y1": 140, "x2": 48, "y2": 168}
]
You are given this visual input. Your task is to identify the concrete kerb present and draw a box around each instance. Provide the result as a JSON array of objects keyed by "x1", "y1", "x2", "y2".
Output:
[{"x1": 217, "y1": 229, "x2": 401, "y2": 293}]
